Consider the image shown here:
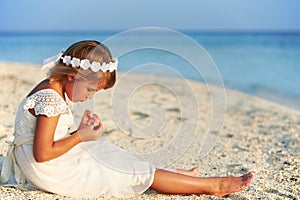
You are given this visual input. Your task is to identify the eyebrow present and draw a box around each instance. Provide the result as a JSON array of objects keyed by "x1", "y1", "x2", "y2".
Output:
[{"x1": 88, "y1": 80, "x2": 99, "y2": 87}]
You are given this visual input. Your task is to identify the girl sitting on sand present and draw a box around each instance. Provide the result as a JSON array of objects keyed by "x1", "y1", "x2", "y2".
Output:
[{"x1": 0, "y1": 40, "x2": 253, "y2": 198}]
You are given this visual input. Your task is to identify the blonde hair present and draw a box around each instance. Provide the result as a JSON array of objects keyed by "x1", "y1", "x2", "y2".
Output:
[{"x1": 48, "y1": 40, "x2": 116, "y2": 90}]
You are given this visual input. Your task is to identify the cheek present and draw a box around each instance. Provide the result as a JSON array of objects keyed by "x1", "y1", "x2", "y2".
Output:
[
  {"x1": 64, "y1": 83, "x2": 74, "y2": 100},
  {"x1": 72, "y1": 87, "x2": 86, "y2": 99},
  {"x1": 65, "y1": 82, "x2": 86, "y2": 101}
]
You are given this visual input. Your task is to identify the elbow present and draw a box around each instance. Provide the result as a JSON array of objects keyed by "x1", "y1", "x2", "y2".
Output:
[
  {"x1": 34, "y1": 157, "x2": 46, "y2": 163},
  {"x1": 33, "y1": 152, "x2": 51, "y2": 163},
  {"x1": 34, "y1": 155, "x2": 47, "y2": 163}
]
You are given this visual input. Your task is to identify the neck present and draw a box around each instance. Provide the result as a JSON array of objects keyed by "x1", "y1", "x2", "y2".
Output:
[{"x1": 48, "y1": 79, "x2": 65, "y2": 100}]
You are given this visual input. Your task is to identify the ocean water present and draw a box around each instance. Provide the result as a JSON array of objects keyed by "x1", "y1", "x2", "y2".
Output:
[{"x1": 0, "y1": 30, "x2": 299, "y2": 111}]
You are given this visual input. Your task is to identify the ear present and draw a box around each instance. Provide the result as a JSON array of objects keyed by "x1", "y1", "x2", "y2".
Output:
[{"x1": 67, "y1": 74, "x2": 76, "y2": 82}]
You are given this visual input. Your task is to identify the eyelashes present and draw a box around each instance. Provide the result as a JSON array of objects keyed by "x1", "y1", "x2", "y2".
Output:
[{"x1": 87, "y1": 88, "x2": 96, "y2": 92}]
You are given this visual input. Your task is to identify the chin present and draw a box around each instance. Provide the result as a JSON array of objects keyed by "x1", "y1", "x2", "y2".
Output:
[
  {"x1": 71, "y1": 97, "x2": 87, "y2": 103},
  {"x1": 74, "y1": 100, "x2": 84, "y2": 103},
  {"x1": 70, "y1": 99, "x2": 81, "y2": 103}
]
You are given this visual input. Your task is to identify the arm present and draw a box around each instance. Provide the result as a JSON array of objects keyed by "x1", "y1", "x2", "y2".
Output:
[
  {"x1": 33, "y1": 114, "x2": 81, "y2": 162},
  {"x1": 33, "y1": 110, "x2": 102, "y2": 162}
]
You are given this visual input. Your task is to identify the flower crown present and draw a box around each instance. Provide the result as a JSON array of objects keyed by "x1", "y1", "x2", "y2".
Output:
[
  {"x1": 61, "y1": 55, "x2": 118, "y2": 72},
  {"x1": 42, "y1": 50, "x2": 118, "y2": 75}
]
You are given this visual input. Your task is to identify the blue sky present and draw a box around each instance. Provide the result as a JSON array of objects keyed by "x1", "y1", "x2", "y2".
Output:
[{"x1": 1, "y1": 0, "x2": 300, "y2": 32}]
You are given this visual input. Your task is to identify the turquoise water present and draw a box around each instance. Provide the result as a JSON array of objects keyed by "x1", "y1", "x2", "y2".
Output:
[{"x1": 0, "y1": 31, "x2": 299, "y2": 111}]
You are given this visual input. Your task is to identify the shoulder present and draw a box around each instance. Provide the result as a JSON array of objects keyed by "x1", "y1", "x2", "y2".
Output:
[
  {"x1": 27, "y1": 88, "x2": 63, "y2": 100},
  {"x1": 26, "y1": 79, "x2": 64, "y2": 99},
  {"x1": 23, "y1": 81, "x2": 68, "y2": 117}
]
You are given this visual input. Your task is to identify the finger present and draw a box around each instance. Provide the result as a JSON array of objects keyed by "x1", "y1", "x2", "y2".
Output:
[
  {"x1": 98, "y1": 122, "x2": 103, "y2": 130},
  {"x1": 92, "y1": 114, "x2": 100, "y2": 123},
  {"x1": 87, "y1": 117, "x2": 96, "y2": 125},
  {"x1": 93, "y1": 114, "x2": 100, "y2": 122},
  {"x1": 81, "y1": 110, "x2": 91, "y2": 121},
  {"x1": 85, "y1": 110, "x2": 94, "y2": 122},
  {"x1": 89, "y1": 115, "x2": 100, "y2": 128},
  {"x1": 82, "y1": 110, "x2": 94, "y2": 124},
  {"x1": 83, "y1": 110, "x2": 92, "y2": 117}
]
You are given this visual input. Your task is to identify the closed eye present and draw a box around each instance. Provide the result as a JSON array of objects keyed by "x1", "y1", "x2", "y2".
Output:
[{"x1": 88, "y1": 88, "x2": 96, "y2": 92}]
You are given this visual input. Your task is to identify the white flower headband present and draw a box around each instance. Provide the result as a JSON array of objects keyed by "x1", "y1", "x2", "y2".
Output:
[
  {"x1": 42, "y1": 50, "x2": 118, "y2": 75},
  {"x1": 61, "y1": 55, "x2": 118, "y2": 72}
]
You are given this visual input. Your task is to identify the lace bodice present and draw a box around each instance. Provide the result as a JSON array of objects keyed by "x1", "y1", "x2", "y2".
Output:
[
  {"x1": 14, "y1": 89, "x2": 73, "y2": 141},
  {"x1": 23, "y1": 89, "x2": 68, "y2": 117}
]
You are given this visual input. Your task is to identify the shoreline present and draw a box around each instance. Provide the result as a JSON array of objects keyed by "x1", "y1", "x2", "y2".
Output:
[
  {"x1": 2, "y1": 60, "x2": 299, "y2": 113},
  {"x1": 0, "y1": 61, "x2": 299, "y2": 199}
]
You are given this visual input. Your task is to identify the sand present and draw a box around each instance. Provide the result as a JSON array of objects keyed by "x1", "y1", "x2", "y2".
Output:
[{"x1": 0, "y1": 61, "x2": 299, "y2": 200}]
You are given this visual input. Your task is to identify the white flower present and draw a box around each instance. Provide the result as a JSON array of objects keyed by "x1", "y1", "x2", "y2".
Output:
[
  {"x1": 62, "y1": 56, "x2": 71, "y2": 65},
  {"x1": 109, "y1": 63, "x2": 116, "y2": 72},
  {"x1": 80, "y1": 59, "x2": 91, "y2": 70},
  {"x1": 106, "y1": 63, "x2": 111, "y2": 71},
  {"x1": 71, "y1": 57, "x2": 81, "y2": 67},
  {"x1": 100, "y1": 62, "x2": 108, "y2": 72},
  {"x1": 91, "y1": 61, "x2": 101, "y2": 72},
  {"x1": 109, "y1": 59, "x2": 118, "y2": 72}
]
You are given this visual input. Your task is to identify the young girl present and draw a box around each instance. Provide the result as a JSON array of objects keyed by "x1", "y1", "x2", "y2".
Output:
[{"x1": 0, "y1": 40, "x2": 253, "y2": 198}]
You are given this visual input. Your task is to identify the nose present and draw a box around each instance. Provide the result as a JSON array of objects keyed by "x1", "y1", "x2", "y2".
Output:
[
  {"x1": 87, "y1": 91, "x2": 96, "y2": 99},
  {"x1": 86, "y1": 94, "x2": 94, "y2": 99}
]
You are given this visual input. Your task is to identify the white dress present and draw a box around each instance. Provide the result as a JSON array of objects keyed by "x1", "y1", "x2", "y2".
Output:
[{"x1": 0, "y1": 89, "x2": 156, "y2": 198}]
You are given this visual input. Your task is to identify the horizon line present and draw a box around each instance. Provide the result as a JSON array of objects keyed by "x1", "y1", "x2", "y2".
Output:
[{"x1": 0, "y1": 28, "x2": 300, "y2": 35}]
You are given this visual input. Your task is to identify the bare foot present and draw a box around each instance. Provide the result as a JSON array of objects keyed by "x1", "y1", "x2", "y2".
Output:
[
  {"x1": 214, "y1": 172, "x2": 254, "y2": 197},
  {"x1": 176, "y1": 166, "x2": 200, "y2": 177}
]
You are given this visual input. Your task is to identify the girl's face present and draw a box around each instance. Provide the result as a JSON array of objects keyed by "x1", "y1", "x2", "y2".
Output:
[{"x1": 65, "y1": 77, "x2": 105, "y2": 102}]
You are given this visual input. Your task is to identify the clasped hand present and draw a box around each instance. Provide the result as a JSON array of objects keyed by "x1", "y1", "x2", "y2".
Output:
[{"x1": 77, "y1": 110, "x2": 103, "y2": 141}]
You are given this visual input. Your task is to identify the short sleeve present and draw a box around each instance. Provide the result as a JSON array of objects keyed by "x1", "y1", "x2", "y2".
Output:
[{"x1": 23, "y1": 89, "x2": 68, "y2": 117}]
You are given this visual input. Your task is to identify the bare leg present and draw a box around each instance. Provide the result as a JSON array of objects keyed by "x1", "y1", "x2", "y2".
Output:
[
  {"x1": 176, "y1": 166, "x2": 200, "y2": 177},
  {"x1": 150, "y1": 169, "x2": 253, "y2": 197}
]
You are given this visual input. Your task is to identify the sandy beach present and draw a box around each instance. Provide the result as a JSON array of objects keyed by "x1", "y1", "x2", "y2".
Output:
[{"x1": 0, "y1": 61, "x2": 299, "y2": 200}]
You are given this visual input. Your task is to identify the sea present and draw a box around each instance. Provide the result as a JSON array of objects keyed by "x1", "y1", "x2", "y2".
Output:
[{"x1": 0, "y1": 30, "x2": 299, "y2": 111}]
